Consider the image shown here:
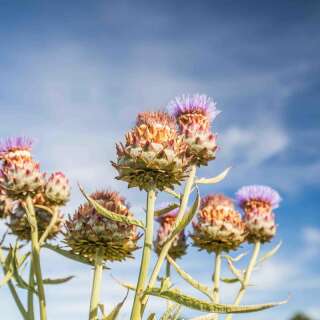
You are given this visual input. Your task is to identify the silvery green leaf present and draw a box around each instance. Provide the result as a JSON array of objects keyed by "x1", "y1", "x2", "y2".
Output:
[
  {"x1": 145, "y1": 287, "x2": 288, "y2": 313},
  {"x1": 160, "y1": 303, "x2": 181, "y2": 320},
  {"x1": 167, "y1": 255, "x2": 212, "y2": 300},
  {"x1": 155, "y1": 203, "x2": 179, "y2": 217},
  {"x1": 164, "y1": 190, "x2": 200, "y2": 245},
  {"x1": 223, "y1": 256, "x2": 243, "y2": 282},
  {"x1": 160, "y1": 277, "x2": 172, "y2": 293},
  {"x1": 79, "y1": 185, "x2": 145, "y2": 230},
  {"x1": 257, "y1": 241, "x2": 282, "y2": 266},
  {"x1": 0, "y1": 269, "x2": 14, "y2": 287},
  {"x1": 222, "y1": 252, "x2": 248, "y2": 262},
  {"x1": 43, "y1": 276, "x2": 74, "y2": 285},
  {"x1": 220, "y1": 277, "x2": 240, "y2": 284},
  {"x1": 195, "y1": 167, "x2": 231, "y2": 185},
  {"x1": 164, "y1": 188, "x2": 181, "y2": 200},
  {"x1": 44, "y1": 244, "x2": 109, "y2": 269},
  {"x1": 102, "y1": 290, "x2": 129, "y2": 320}
]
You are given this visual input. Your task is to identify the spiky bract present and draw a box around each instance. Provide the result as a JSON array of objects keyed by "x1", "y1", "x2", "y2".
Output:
[
  {"x1": 64, "y1": 190, "x2": 140, "y2": 262},
  {"x1": 112, "y1": 111, "x2": 191, "y2": 191},
  {"x1": 191, "y1": 194, "x2": 246, "y2": 253}
]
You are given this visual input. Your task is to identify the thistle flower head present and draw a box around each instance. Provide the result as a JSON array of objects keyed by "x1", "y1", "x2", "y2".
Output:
[
  {"x1": 236, "y1": 185, "x2": 280, "y2": 243},
  {"x1": 8, "y1": 202, "x2": 63, "y2": 241},
  {"x1": 64, "y1": 190, "x2": 140, "y2": 263},
  {"x1": 154, "y1": 206, "x2": 187, "y2": 260},
  {"x1": 168, "y1": 94, "x2": 219, "y2": 123},
  {"x1": 0, "y1": 136, "x2": 34, "y2": 163},
  {"x1": 191, "y1": 193, "x2": 246, "y2": 253},
  {"x1": 1, "y1": 159, "x2": 45, "y2": 199},
  {"x1": 167, "y1": 95, "x2": 219, "y2": 166},
  {"x1": 112, "y1": 111, "x2": 191, "y2": 191},
  {"x1": 45, "y1": 172, "x2": 70, "y2": 206},
  {"x1": 236, "y1": 185, "x2": 281, "y2": 210}
]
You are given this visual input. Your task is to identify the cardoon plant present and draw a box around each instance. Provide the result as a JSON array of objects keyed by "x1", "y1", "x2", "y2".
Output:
[{"x1": 0, "y1": 94, "x2": 289, "y2": 320}]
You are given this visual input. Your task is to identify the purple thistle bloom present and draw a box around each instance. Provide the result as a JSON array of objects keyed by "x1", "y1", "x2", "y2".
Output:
[
  {"x1": 236, "y1": 185, "x2": 281, "y2": 209},
  {"x1": 0, "y1": 136, "x2": 34, "y2": 155},
  {"x1": 167, "y1": 93, "x2": 220, "y2": 121}
]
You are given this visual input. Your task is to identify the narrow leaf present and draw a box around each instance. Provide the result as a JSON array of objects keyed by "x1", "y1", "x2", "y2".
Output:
[
  {"x1": 167, "y1": 255, "x2": 212, "y2": 299},
  {"x1": 43, "y1": 276, "x2": 74, "y2": 285},
  {"x1": 103, "y1": 290, "x2": 129, "y2": 320},
  {"x1": 0, "y1": 270, "x2": 13, "y2": 287},
  {"x1": 145, "y1": 287, "x2": 288, "y2": 313},
  {"x1": 257, "y1": 241, "x2": 282, "y2": 266},
  {"x1": 164, "y1": 188, "x2": 181, "y2": 200},
  {"x1": 79, "y1": 185, "x2": 145, "y2": 230},
  {"x1": 195, "y1": 167, "x2": 231, "y2": 185},
  {"x1": 155, "y1": 203, "x2": 179, "y2": 217},
  {"x1": 222, "y1": 252, "x2": 248, "y2": 262},
  {"x1": 44, "y1": 244, "x2": 108, "y2": 268},
  {"x1": 164, "y1": 190, "x2": 200, "y2": 245},
  {"x1": 220, "y1": 277, "x2": 240, "y2": 284}
]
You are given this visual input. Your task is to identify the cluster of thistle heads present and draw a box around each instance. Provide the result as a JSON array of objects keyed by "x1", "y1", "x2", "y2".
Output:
[{"x1": 0, "y1": 93, "x2": 281, "y2": 264}]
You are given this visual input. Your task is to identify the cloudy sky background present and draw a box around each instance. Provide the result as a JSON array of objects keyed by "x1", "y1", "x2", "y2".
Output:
[{"x1": 0, "y1": 1, "x2": 319, "y2": 319}]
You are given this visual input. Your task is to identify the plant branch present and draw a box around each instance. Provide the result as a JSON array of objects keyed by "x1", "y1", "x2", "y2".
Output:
[{"x1": 130, "y1": 189, "x2": 156, "y2": 320}]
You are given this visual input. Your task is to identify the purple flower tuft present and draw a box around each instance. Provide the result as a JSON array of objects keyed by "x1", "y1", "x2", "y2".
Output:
[
  {"x1": 236, "y1": 185, "x2": 281, "y2": 209},
  {"x1": 167, "y1": 93, "x2": 220, "y2": 121},
  {"x1": 0, "y1": 136, "x2": 34, "y2": 155}
]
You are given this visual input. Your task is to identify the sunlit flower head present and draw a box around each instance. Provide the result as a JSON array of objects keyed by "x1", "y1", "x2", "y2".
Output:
[
  {"x1": 236, "y1": 185, "x2": 281, "y2": 210},
  {"x1": 167, "y1": 94, "x2": 220, "y2": 125},
  {"x1": 0, "y1": 136, "x2": 34, "y2": 162}
]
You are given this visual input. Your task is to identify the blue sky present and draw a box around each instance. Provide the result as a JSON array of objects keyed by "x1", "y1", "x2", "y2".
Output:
[{"x1": 0, "y1": 1, "x2": 319, "y2": 319}]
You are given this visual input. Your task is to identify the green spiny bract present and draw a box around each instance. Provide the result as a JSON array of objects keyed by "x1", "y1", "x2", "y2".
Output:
[
  {"x1": 1, "y1": 159, "x2": 45, "y2": 200},
  {"x1": 45, "y1": 172, "x2": 70, "y2": 206}
]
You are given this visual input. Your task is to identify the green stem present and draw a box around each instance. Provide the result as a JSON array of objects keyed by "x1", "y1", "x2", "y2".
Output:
[
  {"x1": 130, "y1": 189, "x2": 156, "y2": 320},
  {"x1": 165, "y1": 260, "x2": 171, "y2": 278},
  {"x1": 141, "y1": 165, "x2": 197, "y2": 315},
  {"x1": 211, "y1": 251, "x2": 221, "y2": 320},
  {"x1": 25, "y1": 196, "x2": 47, "y2": 320},
  {"x1": 89, "y1": 248, "x2": 104, "y2": 320},
  {"x1": 0, "y1": 248, "x2": 28, "y2": 319},
  {"x1": 39, "y1": 207, "x2": 58, "y2": 247},
  {"x1": 27, "y1": 262, "x2": 35, "y2": 320},
  {"x1": 225, "y1": 241, "x2": 261, "y2": 320}
]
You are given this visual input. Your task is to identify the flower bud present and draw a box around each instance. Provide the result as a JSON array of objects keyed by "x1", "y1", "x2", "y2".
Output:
[
  {"x1": 64, "y1": 190, "x2": 140, "y2": 262},
  {"x1": 45, "y1": 172, "x2": 70, "y2": 206},
  {"x1": 154, "y1": 207, "x2": 187, "y2": 260},
  {"x1": 236, "y1": 185, "x2": 281, "y2": 243},
  {"x1": 191, "y1": 194, "x2": 246, "y2": 253}
]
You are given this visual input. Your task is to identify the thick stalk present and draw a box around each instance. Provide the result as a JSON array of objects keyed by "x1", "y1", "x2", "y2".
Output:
[
  {"x1": 211, "y1": 251, "x2": 221, "y2": 320},
  {"x1": 25, "y1": 196, "x2": 47, "y2": 320},
  {"x1": 27, "y1": 263, "x2": 35, "y2": 320},
  {"x1": 130, "y1": 189, "x2": 156, "y2": 320},
  {"x1": 225, "y1": 241, "x2": 261, "y2": 320},
  {"x1": 88, "y1": 248, "x2": 104, "y2": 320},
  {"x1": 141, "y1": 165, "x2": 197, "y2": 314},
  {"x1": 0, "y1": 248, "x2": 28, "y2": 319}
]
